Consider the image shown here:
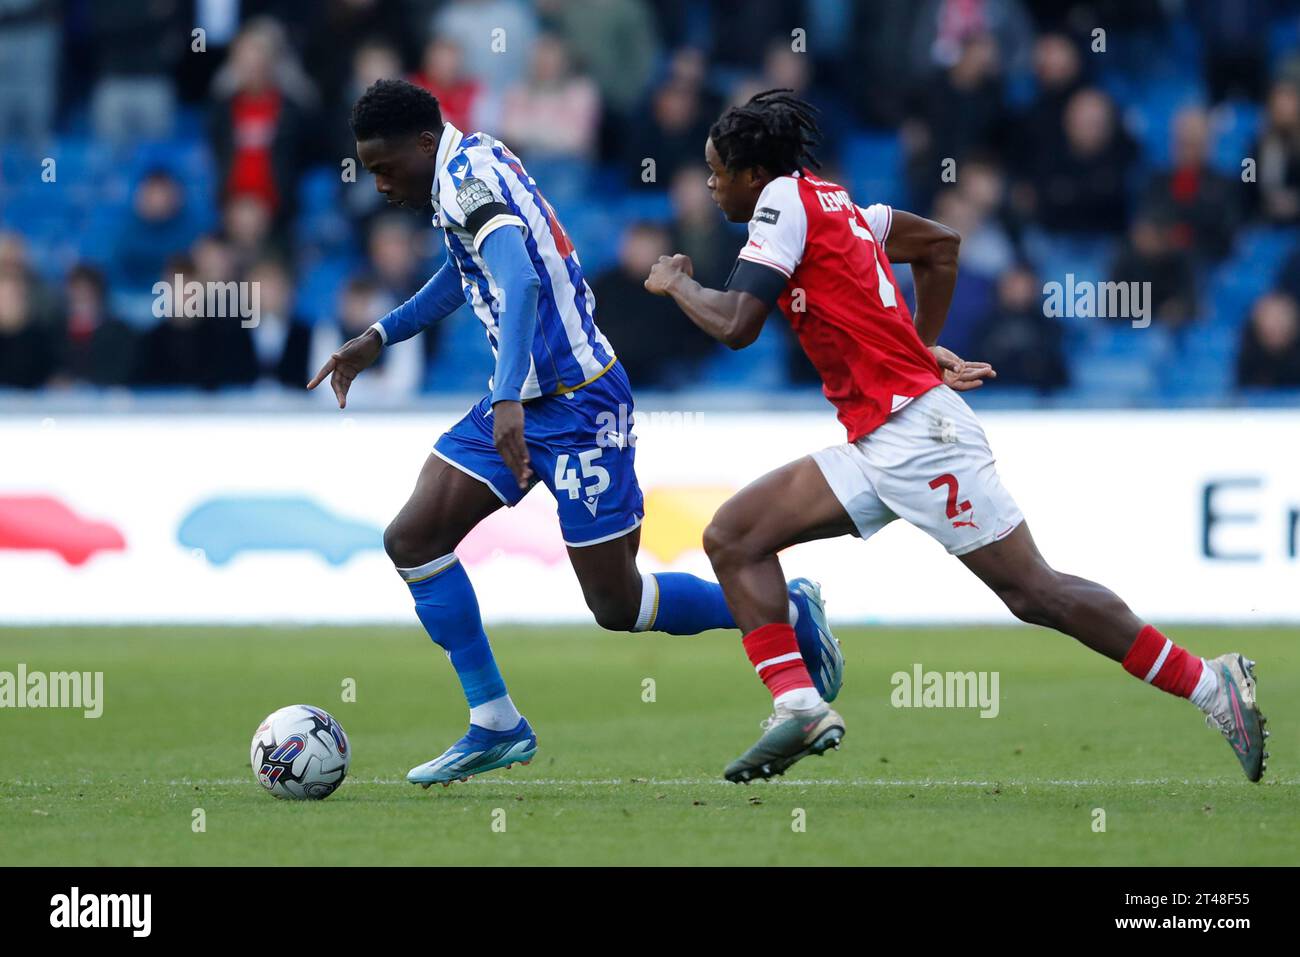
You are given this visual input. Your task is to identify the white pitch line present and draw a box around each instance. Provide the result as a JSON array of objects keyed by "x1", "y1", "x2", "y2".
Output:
[{"x1": 90, "y1": 775, "x2": 1299, "y2": 789}]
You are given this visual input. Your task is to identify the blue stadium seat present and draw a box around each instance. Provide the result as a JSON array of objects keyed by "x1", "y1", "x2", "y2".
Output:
[
  {"x1": 1121, "y1": 78, "x2": 1207, "y2": 171},
  {"x1": 296, "y1": 254, "x2": 360, "y2": 327},
  {"x1": 1209, "y1": 101, "x2": 1261, "y2": 178},
  {"x1": 841, "y1": 131, "x2": 906, "y2": 207},
  {"x1": 1269, "y1": 13, "x2": 1300, "y2": 69},
  {"x1": 424, "y1": 306, "x2": 494, "y2": 392},
  {"x1": 696, "y1": 322, "x2": 787, "y2": 390},
  {"x1": 619, "y1": 190, "x2": 674, "y2": 224}
]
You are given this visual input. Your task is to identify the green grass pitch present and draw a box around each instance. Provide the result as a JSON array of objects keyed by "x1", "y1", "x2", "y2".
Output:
[{"x1": 1, "y1": 624, "x2": 1296, "y2": 866}]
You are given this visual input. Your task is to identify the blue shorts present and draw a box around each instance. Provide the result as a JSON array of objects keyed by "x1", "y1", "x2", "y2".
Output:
[{"x1": 434, "y1": 360, "x2": 645, "y2": 547}]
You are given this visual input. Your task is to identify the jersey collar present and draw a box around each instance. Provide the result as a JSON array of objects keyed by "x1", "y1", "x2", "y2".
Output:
[{"x1": 432, "y1": 122, "x2": 464, "y2": 190}]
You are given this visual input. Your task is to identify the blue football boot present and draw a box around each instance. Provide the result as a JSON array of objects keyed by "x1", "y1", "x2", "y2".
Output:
[
  {"x1": 407, "y1": 716, "x2": 538, "y2": 788},
  {"x1": 788, "y1": 578, "x2": 844, "y2": 702}
]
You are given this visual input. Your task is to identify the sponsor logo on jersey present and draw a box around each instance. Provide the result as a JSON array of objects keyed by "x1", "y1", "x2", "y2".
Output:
[{"x1": 754, "y1": 206, "x2": 781, "y2": 225}]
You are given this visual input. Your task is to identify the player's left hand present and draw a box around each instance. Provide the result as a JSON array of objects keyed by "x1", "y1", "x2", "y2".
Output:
[
  {"x1": 492, "y1": 399, "x2": 533, "y2": 491},
  {"x1": 931, "y1": 345, "x2": 996, "y2": 392},
  {"x1": 644, "y1": 254, "x2": 694, "y2": 296}
]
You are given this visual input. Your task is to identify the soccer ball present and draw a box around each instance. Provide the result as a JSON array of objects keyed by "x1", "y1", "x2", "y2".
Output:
[{"x1": 250, "y1": 704, "x2": 350, "y2": 800}]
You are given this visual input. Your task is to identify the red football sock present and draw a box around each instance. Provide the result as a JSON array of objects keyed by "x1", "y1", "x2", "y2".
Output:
[
  {"x1": 743, "y1": 622, "x2": 815, "y2": 699},
  {"x1": 1122, "y1": 624, "x2": 1203, "y2": 698}
]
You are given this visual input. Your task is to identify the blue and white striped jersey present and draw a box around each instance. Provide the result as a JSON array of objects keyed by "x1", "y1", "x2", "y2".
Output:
[{"x1": 431, "y1": 123, "x2": 616, "y2": 399}]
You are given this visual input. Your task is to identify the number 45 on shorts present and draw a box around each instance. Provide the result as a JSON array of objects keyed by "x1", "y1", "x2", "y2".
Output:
[{"x1": 554, "y1": 449, "x2": 611, "y2": 505}]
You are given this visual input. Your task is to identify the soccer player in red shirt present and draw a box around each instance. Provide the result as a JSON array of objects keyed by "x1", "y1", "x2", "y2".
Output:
[{"x1": 645, "y1": 90, "x2": 1268, "y2": 783}]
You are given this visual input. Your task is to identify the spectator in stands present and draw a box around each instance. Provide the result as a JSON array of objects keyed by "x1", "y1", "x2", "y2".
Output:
[
  {"x1": 223, "y1": 194, "x2": 279, "y2": 275},
  {"x1": 113, "y1": 169, "x2": 201, "y2": 294},
  {"x1": 758, "y1": 37, "x2": 852, "y2": 158},
  {"x1": 0, "y1": 230, "x2": 57, "y2": 329},
  {"x1": 1193, "y1": 0, "x2": 1271, "y2": 104},
  {"x1": 1253, "y1": 80, "x2": 1300, "y2": 225},
  {"x1": 933, "y1": 183, "x2": 1015, "y2": 281},
  {"x1": 958, "y1": 152, "x2": 1025, "y2": 250},
  {"x1": 908, "y1": 0, "x2": 1035, "y2": 78},
  {"x1": 539, "y1": 0, "x2": 659, "y2": 120},
  {"x1": 137, "y1": 244, "x2": 258, "y2": 390},
  {"x1": 367, "y1": 215, "x2": 426, "y2": 305},
  {"x1": 87, "y1": 0, "x2": 187, "y2": 145},
  {"x1": 1139, "y1": 106, "x2": 1241, "y2": 263},
  {"x1": 623, "y1": 79, "x2": 712, "y2": 188},
  {"x1": 903, "y1": 32, "x2": 1008, "y2": 211},
  {"x1": 209, "y1": 18, "x2": 318, "y2": 231},
  {"x1": 310, "y1": 275, "x2": 422, "y2": 405},
  {"x1": 51, "y1": 265, "x2": 137, "y2": 388},
  {"x1": 971, "y1": 262, "x2": 1068, "y2": 394},
  {"x1": 668, "y1": 167, "x2": 737, "y2": 292},
  {"x1": 1017, "y1": 87, "x2": 1136, "y2": 235},
  {"x1": 433, "y1": 0, "x2": 539, "y2": 90},
  {"x1": 1237, "y1": 291, "x2": 1300, "y2": 388},
  {"x1": 705, "y1": 0, "x2": 795, "y2": 72},
  {"x1": 927, "y1": 189, "x2": 998, "y2": 357},
  {"x1": 410, "y1": 37, "x2": 483, "y2": 132},
  {"x1": 136, "y1": 259, "x2": 206, "y2": 389},
  {"x1": 590, "y1": 222, "x2": 715, "y2": 389},
  {"x1": 365, "y1": 213, "x2": 442, "y2": 366},
  {"x1": 501, "y1": 34, "x2": 601, "y2": 161},
  {"x1": 1011, "y1": 32, "x2": 1085, "y2": 186},
  {"x1": 336, "y1": 41, "x2": 408, "y2": 226},
  {"x1": 246, "y1": 257, "x2": 312, "y2": 390},
  {"x1": 1109, "y1": 212, "x2": 1198, "y2": 327},
  {"x1": 349, "y1": 40, "x2": 405, "y2": 103},
  {"x1": 0, "y1": 265, "x2": 56, "y2": 389},
  {"x1": 0, "y1": 0, "x2": 59, "y2": 143},
  {"x1": 301, "y1": 0, "x2": 413, "y2": 119}
]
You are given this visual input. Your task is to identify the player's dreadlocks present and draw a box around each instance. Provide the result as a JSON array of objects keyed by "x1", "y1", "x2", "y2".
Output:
[
  {"x1": 708, "y1": 88, "x2": 822, "y2": 176},
  {"x1": 350, "y1": 78, "x2": 443, "y2": 141}
]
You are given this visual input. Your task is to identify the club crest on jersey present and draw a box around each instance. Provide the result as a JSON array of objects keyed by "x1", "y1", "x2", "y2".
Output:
[
  {"x1": 754, "y1": 206, "x2": 781, "y2": 225},
  {"x1": 456, "y1": 177, "x2": 495, "y2": 217}
]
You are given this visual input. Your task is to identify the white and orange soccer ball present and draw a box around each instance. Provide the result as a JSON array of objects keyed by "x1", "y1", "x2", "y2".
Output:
[{"x1": 250, "y1": 704, "x2": 350, "y2": 800}]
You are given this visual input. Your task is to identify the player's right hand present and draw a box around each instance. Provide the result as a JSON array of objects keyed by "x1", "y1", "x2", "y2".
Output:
[
  {"x1": 306, "y1": 328, "x2": 383, "y2": 409},
  {"x1": 930, "y1": 345, "x2": 996, "y2": 392},
  {"x1": 491, "y1": 399, "x2": 533, "y2": 491}
]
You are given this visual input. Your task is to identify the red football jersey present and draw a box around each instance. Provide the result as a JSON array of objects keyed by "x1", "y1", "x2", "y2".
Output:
[{"x1": 736, "y1": 170, "x2": 942, "y2": 441}]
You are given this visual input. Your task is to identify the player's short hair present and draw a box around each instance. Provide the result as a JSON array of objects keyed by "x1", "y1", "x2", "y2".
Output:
[
  {"x1": 709, "y1": 88, "x2": 821, "y2": 176},
  {"x1": 350, "y1": 79, "x2": 443, "y2": 142}
]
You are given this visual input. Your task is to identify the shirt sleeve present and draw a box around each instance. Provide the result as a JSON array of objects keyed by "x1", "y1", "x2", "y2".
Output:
[
  {"x1": 441, "y1": 151, "x2": 526, "y2": 253},
  {"x1": 857, "y1": 203, "x2": 893, "y2": 243},
  {"x1": 734, "y1": 176, "x2": 808, "y2": 279},
  {"x1": 478, "y1": 225, "x2": 539, "y2": 403},
  {"x1": 371, "y1": 259, "x2": 465, "y2": 345}
]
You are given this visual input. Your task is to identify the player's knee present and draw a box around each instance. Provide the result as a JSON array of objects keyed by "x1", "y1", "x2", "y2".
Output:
[
  {"x1": 383, "y1": 518, "x2": 442, "y2": 569},
  {"x1": 584, "y1": 590, "x2": 638, "y2": 632},
  {"x1": 702, "y1": 519, "x2": 741, "y2": 570}
]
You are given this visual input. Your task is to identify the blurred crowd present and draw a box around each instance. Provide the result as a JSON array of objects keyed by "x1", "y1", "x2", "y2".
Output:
[{"x1": 2, "y1": 0, "x2": 1300, "y2": 404}]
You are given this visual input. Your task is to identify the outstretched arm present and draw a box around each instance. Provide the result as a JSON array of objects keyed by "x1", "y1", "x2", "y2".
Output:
[
  {"x1": 644, "y1": 254, "x2": 770, "y2": 350},
  {"x1": 306, "y1": 259, "x2": 464, "y2": 407},
  {"x1": 371, "y1": 258, "x2": 466, "y2": 346}
]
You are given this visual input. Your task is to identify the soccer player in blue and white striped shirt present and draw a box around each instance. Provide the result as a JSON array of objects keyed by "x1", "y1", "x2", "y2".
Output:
[{"x1": 308, "y1": 80, "x2": 843, "y2": 786}]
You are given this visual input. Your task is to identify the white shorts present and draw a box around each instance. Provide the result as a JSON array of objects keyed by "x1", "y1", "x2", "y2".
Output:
[{"x1": 812, "y1": 385, "x2": 1024, "y2": 556}]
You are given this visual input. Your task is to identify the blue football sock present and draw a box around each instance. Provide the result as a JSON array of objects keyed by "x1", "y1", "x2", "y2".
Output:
[
  {"x1": 632, "y1": 572, "x2": 737, "y2": 635},
  {"x1": 398, "y1": 554, "x2": 512, "y2": 718}
]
